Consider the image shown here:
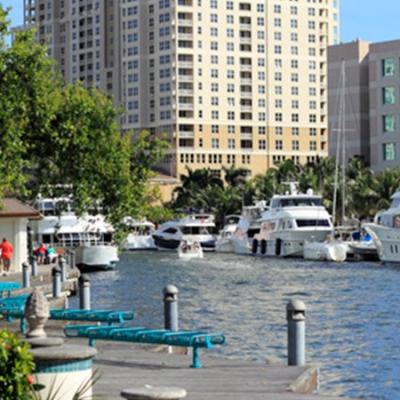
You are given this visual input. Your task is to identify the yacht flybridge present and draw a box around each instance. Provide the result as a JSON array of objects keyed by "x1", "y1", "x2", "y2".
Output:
[
  {"x1": 152, "y1": 214, "x2": 217, "y2": 251},
  {"x1": 252, "y1": 184, "x2": 333, "y2": 257},
  {"x1": 30, "y1": 197, "x2": 118, "y2": 271}
]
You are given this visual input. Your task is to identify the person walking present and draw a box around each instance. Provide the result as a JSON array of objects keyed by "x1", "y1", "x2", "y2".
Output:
[{"x1": 0, "y1": 238, "x2": 14, "y2": 276}]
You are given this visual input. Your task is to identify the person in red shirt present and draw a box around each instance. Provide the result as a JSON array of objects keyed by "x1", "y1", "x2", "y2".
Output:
[
  {"x1": 35, "y1": 243, "x2": 46, "y2": 264},
  {"x1": 0, "y1": 238, "x2": 14, "y2": 275}
]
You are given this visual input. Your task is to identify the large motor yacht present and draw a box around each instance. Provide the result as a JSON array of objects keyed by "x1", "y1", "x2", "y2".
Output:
[
  {"x1": 215, "y1": 215, "x2": 241, "y2": 253},
  {"x1": 253, "y1": 184, "x2": 333, "y2": 257},
  {"x1": 30, "y1": 198, "x2": 119, "y2": 271},
  {"x1": 152, "y1": 214, "x2": 217, "y2": 251},
  {"x1": 364, "y1": 190, "x2": 400, "y2": 263}
]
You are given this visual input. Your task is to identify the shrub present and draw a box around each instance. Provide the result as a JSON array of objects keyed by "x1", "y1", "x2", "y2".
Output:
[{"x1": 0, "y1": 329, "x2": 35, "y2": 400}]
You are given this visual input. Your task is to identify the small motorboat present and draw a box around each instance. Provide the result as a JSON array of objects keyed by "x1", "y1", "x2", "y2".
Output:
[
  {"x1": 178, "y1": 240, "x2": 204, "y2": 260},
  {"x1": 303, "y1": 240, "x2": 347, "y2": 262}
]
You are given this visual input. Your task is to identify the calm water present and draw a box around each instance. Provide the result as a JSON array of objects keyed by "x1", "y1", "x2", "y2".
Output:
[{"x1": 73, "y1": 252, "x2": 400, "y2": 399}]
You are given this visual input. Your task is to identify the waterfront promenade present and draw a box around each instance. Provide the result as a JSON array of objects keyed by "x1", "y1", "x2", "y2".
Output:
[{"x1": 0, "y1": 265, "x2": 354, "y2": 400}]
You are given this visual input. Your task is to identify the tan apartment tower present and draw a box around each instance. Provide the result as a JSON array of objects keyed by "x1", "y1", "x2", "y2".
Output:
[
  {"x1": 329, "y1": 39, "x2": 400, "y2": 171},
  {"x1": 25, "y1": 0, "x2": 340, "y2": 178}
]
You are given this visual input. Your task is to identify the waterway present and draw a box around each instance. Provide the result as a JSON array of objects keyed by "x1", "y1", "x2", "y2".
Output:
[{"x1": 75, "y1": 252, "x2": 400, "y2": 399}]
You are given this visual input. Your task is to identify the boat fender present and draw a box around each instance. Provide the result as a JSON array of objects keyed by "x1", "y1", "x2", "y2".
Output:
[
  {"x1": 275, "y1": 239, "x2": 282, "y2": 256},
  {"x1": 252, "y1": 239, "x2": 258, "y2": 254},
  {"x1": 260, "y1": 240, "x2": 267, "y2": 255}
]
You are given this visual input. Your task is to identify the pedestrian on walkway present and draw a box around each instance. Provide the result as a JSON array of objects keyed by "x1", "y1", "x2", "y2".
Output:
[{"x1": 0, "y1": 238, "x2": 14, "y2": 276}]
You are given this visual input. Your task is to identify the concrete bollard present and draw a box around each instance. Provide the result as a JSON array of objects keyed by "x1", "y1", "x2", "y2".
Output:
[
  {"x1": 58, "y1": 256, "x2": 67, "y2": 282},
  {"x1": 163, "y1": 285, "x2": 179, "y2": 332},
  {"x1": 22, "y1": 262, "x2": 30, "y2": 288},
  {"x1": 287, "y1": 299, "x2": 306, "y2": 366},
  {"x1": 52, "y1": 266, "x2": 62, "y2": 298},
  {"x1": 79, "y1": 274, "x2": 91, "y2": 310},
  {"x1": 31, "y1": 255, "x2": 38, "y2": 277},
  {"x1": 121, "y1": 386, "x2": 187, "y2": 400}
]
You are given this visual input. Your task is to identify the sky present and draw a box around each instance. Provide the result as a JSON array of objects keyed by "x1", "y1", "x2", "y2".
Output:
[{"x1": 0, "y1": 0, "x2": 399, "y2": 44}]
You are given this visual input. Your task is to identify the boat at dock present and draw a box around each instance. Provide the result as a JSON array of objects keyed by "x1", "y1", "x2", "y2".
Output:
[
  {"x1": 153, "y1": 214, "x2": 217, "y2": 251},
  {"x1": 252, "y1": 184, "x2": 333, "y2": 258},
  {"x1": 215, "y1": 215, "x2": 240, "y2": 253},
  {"x1": 364, "y1": 190, "x2": 400, "y2": 263},
  {"x1": 122, "y1": 218, "x2": 157, "y2": 251},
  {"x1": 30, "y1": 197, "x2": 119, "y2": 271},
  {"x1": 231, "y1": 202, "x2": 268, "y2": 255},
  {"x1": 303, "y1": 240, "x2": 347, "y2": 262}
]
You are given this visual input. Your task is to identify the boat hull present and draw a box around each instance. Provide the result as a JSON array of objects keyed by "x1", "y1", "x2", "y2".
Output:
[
  {"x1": 303, "y1": 241, "x2": 347, "y2": 262},
  {"x1": 75, "y1": 245, "x2": 119, "y2": 271},
  {"x1": 364, "y1": 224, "x2": 400, "y2": 263},
  {"x1": 153, "y1": 235, "x2": 216, "y2": 252}
]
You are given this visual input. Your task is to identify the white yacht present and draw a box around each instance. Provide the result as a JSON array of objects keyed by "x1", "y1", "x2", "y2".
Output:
[
  {"x1": 230, "y1": 202, "x2": 268, "y2": 255},
  {"x1": 215, "y1": 215, "x2": 241, "y2": 253},
  {"x1": 152, "y1": 214, "x2": 217, "y2": 251},
  {"x1": 253, "y1": 185, "x2": 333, "y2": 257},
  {"x1": 122, "y1": 217, "x2": 157, "y2": 251},
  {"x1": 364, "y1": 190, "x2": 400, "y2": 263},
  {"x1": 30, "y1": 198, "x2": 119, "y2": 271}
]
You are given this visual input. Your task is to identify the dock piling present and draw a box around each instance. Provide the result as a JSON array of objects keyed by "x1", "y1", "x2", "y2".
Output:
[
  {"x1": 59, "y1": 256, "x2": 67, "y2": 282},
  {"x1": 31, "y1": 255, "x2": 38, "y2": 277},
  {"x1": 22, "y1": 262, "x2": 30, "y2": 288},
  {"x1": 163, "y1": 285, "x2": 179, "y2": 331},
  {"x1": 287, "y1": 299, "x2": 306, "y2": 366},
  {"x1": 79, "y1": 274, "x2": 91, "y2": 310},
  {"x1": 52, "y1": 266, "x2": 62, "y2": 298}
]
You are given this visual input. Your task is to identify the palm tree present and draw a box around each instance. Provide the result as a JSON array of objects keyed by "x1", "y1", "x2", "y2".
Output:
[{"x1": 374, "y1": 168, "x2": 400, "y2": 211}]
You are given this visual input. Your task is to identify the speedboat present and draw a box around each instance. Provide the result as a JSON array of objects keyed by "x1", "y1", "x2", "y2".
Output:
[
  {"x1": 122, "y1": 217, "x2": 157, "y2": 251},
  {"x1": 178, "y1": 240, "x2": 204, "y2": 260},
  {"x1": 30, "y1": 197, "x2": 119, "y2": 271},
  {"x1": 215, "y1": 215, "x2": 240, "y2": 253},
  {"x1": 303, "y1": 240, "x2": 347, "y2": 262},
  {"x1": 153, "y1": 214, "x2": 217, "y2": 251},
  {"x1": 364, "y1": 190, "x2": 400, "y2": 263},
  {"x1": 253, "y1": 184, "x2": 333, "y2": 258},
  {"x1": 231, "y1": 202, "x2": 268, "y2": 255}
]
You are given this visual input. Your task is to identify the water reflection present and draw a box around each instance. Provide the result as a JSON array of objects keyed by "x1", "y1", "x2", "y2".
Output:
[{"x1": 81, "y1": 252, "x2": 400, "y2": 399}]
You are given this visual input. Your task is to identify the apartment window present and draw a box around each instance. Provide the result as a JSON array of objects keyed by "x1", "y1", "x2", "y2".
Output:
[
  {"x1": 310, "y1": 128, "x2": 317, "y2": 136},
  {"x1": 212, "y1": 124, "x2": 219, "y2": 133},
  {"x1": 228, "y1": 138, "x2": 235, "y2": 149},
  {"x1": 211, "y1": 110, "x2": 219, "y2": 119},
  {"x1": 276, "y1": 127, "x2": 283, "y2": 135},
  {"x1": 290, "y1": 19, "x2": 298, "y2": 29},
  {"x1": 292, "y1": 141, "x2": 299, "y2": 151},
  {"x1": 292, "y1": 127, "x2": 299, "y2": 136},
  {"x1": 383, "y1": 143, "x2": 396, "y2": 161},
  {"x1": 212, "y1": 138, "x2": 219, "y2": 149},
  {"x1": 274, "y1": 5, "x2": 281, "y2": 13},
  {"x1": 259, "y1": 140, "x2": 266, "y2": 150},
  {"x1": 259, "y1": 127, "x2": 266, "y2": 135},
  {"x1": 383, "y1": 115, "x2": 396, "y2": 132},
  {"x1": 292, "y1": 114, "x2": 299, "y2": 122},
  {"x1": 310, "y1": 141, "x2": 317, "y2": 151},
  {"x1": 228, "y1": 125, "x2": 235, "y2": 134},
  {"x1": 383, "y1": 87, "x2": 396, "y2": 105},
  {"x1": 275, "y1": 140, "x2": 283, "y2": 150},
  {"x1": 382, "y1": 58, "x2": 395, "y2": 76},
  {"x1": 275, "y1": 113, "x2": 282, "y2": 122}
]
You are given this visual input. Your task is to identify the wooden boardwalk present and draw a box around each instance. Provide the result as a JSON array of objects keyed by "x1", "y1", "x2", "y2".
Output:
[{"x1": 85, "y1": 340, "x2": 352, "y2": 400}]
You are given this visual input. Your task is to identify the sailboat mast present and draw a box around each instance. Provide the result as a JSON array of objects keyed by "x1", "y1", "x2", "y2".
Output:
[{"x1": 341, "y1": 60, "x2": 346, "y2": 225}]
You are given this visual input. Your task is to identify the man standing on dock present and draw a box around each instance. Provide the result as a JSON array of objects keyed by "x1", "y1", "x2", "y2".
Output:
[{"x1": 0, "y1": 238, "x2": 13, "y2": 276}]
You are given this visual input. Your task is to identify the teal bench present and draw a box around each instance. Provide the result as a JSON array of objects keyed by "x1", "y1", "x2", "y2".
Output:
[
  {"x1": 0, "y1": 295, "x2": 29, "y2": 331},
  {"x1": 64, "y1": 324, "x2": 226, "y2": 368},
  {"x1": 0, "y1": 296, "x2": 134, "y2": 333},
  {"x1": 0, "y1": 282, "x2": 22, "y2": 298}
]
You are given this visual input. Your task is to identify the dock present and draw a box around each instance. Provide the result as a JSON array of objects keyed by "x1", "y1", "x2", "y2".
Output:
[{"x1": 80, "y1": 340, "x2": 350, "y2": 400}]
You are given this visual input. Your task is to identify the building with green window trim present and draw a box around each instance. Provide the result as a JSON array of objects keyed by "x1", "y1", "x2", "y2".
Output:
[{"x1": 328, "y1": 39, "x2": 400, "y2": 171}]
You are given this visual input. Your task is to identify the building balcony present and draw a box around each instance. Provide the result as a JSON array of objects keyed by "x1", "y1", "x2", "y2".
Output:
[
  {"x1": 178, "y1": 131, "x2": 194, "y2": 138},
  {"x1": 178, "y1": 34, "x2": 193, "y2": 41},
  {"x1": 240, "y1": 105, "x2": 253, "y2": 112},
  {"x1": 178, "y1": 103, "x2": 194, "y2": 110},
  {"x1": 178, "y1": 89, "x2": 194, "y2": 96},
  {"x1": 177, "y1": 19, "x2": 193, "y2": 27},
  {"x1": 240, "y1": 133, "x2": 253, "y2": 139},
  {"x1": 178, "y1": 61, "x2": 194, "y2": 68},
  {"x1": 240, "y1": 78, "x2": 252, "y2": 85},
  {"x1": 239, "y1": 37, "x2": 252, "y2": 45},
  {"x1": 240, "y1": 65, "x2": 252, "y2": 72},
  {"x1": 240, "y1": 92, "x2": 252, "y2": 99},
  {"x1": 178, "y1": 75, "x2": 194, "y2": 82},
  {"x1": 240, "y1": 24, "x2": 251, "y2": 30}
]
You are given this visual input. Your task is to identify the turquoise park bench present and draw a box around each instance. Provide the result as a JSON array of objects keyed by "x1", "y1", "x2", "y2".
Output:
[
  {"x1": 0, "y1": 282, "x2": 22, "y2": 298},
  {"x1": 64, "y1": 324, "x2": 226, "y2": 368},
  {"x1": 0, "y1": 295, "x2": 134, "y2": 333}
]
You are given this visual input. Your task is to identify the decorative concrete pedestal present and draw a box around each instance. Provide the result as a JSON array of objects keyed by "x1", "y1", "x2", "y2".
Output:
[
  {"x1": 121, "y1": 386, "x2": 187, "y2": 400},
  {"x1": 30, "y1": 343, "x2": 97, "y2": 400},
  {"x1": 23, "y1": 289, "x2": 97, "y2": 400}
]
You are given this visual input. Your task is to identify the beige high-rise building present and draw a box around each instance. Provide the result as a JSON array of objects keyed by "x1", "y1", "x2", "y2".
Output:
[
  {"x1": 328, "y1": 39, "x2": 400, "y2": 171},
  {"x1": 25, "y1": 0, "x2": 340, "y2": 178}
]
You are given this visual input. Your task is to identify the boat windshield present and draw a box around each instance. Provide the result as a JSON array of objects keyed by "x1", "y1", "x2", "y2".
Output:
[
  {"x1": 273, "y1": 197, "x2": 322, "y2": 208},
  {"x1": 182, "y1": 226, "x2": 214, "y2": 235}
]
